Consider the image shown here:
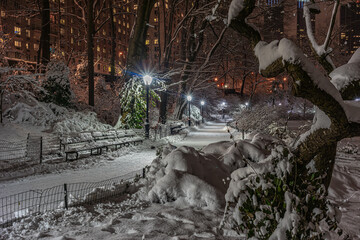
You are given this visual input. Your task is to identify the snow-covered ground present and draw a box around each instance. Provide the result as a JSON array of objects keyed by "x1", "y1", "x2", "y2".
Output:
[{"x1": 0, "y1": 122, "x2": 359, "y2": 239}]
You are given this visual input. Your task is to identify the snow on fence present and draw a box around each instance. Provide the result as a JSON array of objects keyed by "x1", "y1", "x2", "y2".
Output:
[
  {"x1": 0, "y1": 169, "x2": 145, "y2": 228},
  {"x1": 0, "y1": 134, "x2": 60, "y2": 168}
]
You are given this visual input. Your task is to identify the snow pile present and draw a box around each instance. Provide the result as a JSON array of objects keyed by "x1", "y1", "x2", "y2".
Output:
[
  {"x1": 4, "y1": 101, "x2": 112, "y2": 134},
  {"x1": 146, "y1": 146, "x2": 230, "y2": 210},
  {"x1": 330, "y1": 48, "x2": 360, "y2": 91},
  {"x1": 227, "y1": 0, "x2": 244, "y2": 25}
]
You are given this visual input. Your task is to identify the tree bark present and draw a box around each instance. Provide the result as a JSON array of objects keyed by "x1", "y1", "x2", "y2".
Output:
[
  {"x1": 87, "y1": 0, "x2": 95, "y2": 106},
  {"x1": 125, "y1": 0, "x2": 155, "y2": 78},
  {"x1": 38, "y1": 0, "x2": 50, "y2": 67},
  {"x1": 109, "y1": 0, "x2": 116, "y2": 82}
]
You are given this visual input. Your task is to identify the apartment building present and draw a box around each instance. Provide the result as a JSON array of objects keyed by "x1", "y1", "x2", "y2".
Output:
[{"x1": 0, "y1": 0, "x2": 135, "y2": 77}]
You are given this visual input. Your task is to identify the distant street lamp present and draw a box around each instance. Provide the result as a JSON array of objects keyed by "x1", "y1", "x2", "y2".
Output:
[
  {"x1": 143, "y1": 75, "x2": 153, "y2": 138},
  {"x1": 222, "y1": 102, "x2": 226, "y2": 119},
  {"x1": 187, "y1": 95, "x2": 192, "y2": 126},
  {"x1": 200, "y1": 100, "x2": 205, "y2": 123}
]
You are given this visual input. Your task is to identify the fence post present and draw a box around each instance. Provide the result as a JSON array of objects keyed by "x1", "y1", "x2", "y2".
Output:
[
  {"x1": 40, "y1": 136, "x2": 43, "y2": 164},
  {"x1": 26, "y1": 133, "x2": 30, "y2": 157},
  {"x1": 64, "y1": 183, "x2": 68, "y2": 209}
]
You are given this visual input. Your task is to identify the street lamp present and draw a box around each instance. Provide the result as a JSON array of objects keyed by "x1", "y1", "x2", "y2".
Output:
[
  {"x1": 222, "y1": 102, "x2": 226, "y2": 119},
  {"x1": 143, "y1": 75, "x2": 153, "y2": 138},
  {"x1": 187, "y1": 95, "x2": 192, "y2": 126},
  {"x1": 200, "y1": 100, "x2": 205, "y2": 123}
]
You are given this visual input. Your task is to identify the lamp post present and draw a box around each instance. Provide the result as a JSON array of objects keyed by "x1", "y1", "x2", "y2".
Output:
[
  {"x1": 222, "y1": 102, "x2": 225, "y2": 119},
  {"x1": 187, "y1": 95, "x2": 192, "y2": 126},
  {"x1": 143, "y1": 75, "x2": 153, "y2": 138},
  {"x1": 200, "y1": 100, "x2": 205, "y2": 123}
]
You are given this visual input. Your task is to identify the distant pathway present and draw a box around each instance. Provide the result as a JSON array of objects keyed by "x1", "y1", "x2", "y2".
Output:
[{"x1": 173, "y1": 121, "x2": 231, "y2": 149}]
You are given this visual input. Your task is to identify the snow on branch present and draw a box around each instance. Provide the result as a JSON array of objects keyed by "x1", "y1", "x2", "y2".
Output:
[
  {"x1": 303, "y1": 0, "x2": 339, "y2": 73},
  {"x1": 227, "y1": 0, "x2": 244, "y2": 25}
]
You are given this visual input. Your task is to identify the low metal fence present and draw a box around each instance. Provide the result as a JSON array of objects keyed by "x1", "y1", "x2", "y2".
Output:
[{"x1": 0, "y1": 169, "x2": 144, "y2": 228}]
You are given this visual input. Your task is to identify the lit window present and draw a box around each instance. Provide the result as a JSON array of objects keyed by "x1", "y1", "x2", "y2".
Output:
[
  {"x1": 34, "y1": 43, "x2": 39, "y2": 50},
  {"x1": 155, "y1": 2, "x2": 159, "y2": 7},
  {"x1": 113, "y1": 8, "x2": 116, "y2": 14},
  {"x1": 145, "y1": 40, "x2": 150, "y2": 45},
  {"x1": 71, "y1": 38, "x2": 74, "y2": 44},
  {"x1": 14, "y1": 40, "x2": 21, "y2": 47},
  {"x1": 26, "y1": 30, "x2": 31, "y2": 38},
  {"x1": 118, "y1": 27, "x2": 121, "y2": 33},
  {"x1": 127, "y1": 7, "x2": 129, "y2": 12},
  {"x1": 154, "y1": 39, "x2": 158, "y2": 44},
  {"x1": 70, "y1": 28, "x2": 73, "y2": 34},
  {"x1": 60, "y1": 28, "x2": 65, "y2": 35},
  {"x1": 62, "y1": 51, "x2": 65, "y2": 56},
  {"x1": 127, "y1": 23, "x2": 130, "y2": 28},
  {"x1": 134, "y1": 4, "x2": 138, "y2": 10},
  {"x1": 14, "y1": 26, "x2": 21, "y2": 35},
  {"x1": 26, "y1": 43, "x2": 29, "y2": 49},
  {"x1": 103, "y1": 48, "x2": 106, "y2": 53},
  {"x1": 154, "y1": 18, "x2": 158, "y2": 22},
  {"x1": 108, "y1": 66, "x2": 111, "y2": 72},
  {"x1": 60, "y1": 19, "x2": 65, "y2": 25},
  {"x1": 103, "y1": 29, "x2": 106, "y2": 36},
  {"x1": 113, "y1": 17, "x2": 116, "y2": 22},
  {"x1": 97, "y1": 46, "x2": 100, "y2": 52},
  {"x1": 27, "y1": 18, "x2": 31, "y2": 25}
]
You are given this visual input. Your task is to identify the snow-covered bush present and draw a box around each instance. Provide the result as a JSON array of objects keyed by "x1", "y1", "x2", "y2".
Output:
[
  {"x1": 221, "y1": 146, "x2": 344, "y2": 239},
  {"x1": 42, "y1": 61, "x2": 72, "y2": 107},
  {"x1": 232, "y1": 105, "x2": 289, "y2": 134}
]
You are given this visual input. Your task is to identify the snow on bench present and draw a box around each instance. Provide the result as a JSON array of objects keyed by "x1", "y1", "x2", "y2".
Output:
[{"x1": 61, "y1": 130, "x2": 143, "y2": 161}]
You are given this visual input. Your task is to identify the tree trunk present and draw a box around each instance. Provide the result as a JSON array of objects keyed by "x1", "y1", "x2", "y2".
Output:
[
  {"x1": 125, "y1": 0, "x2": 155, "y2": 78},
  {"x1": 87, "y1": 0, "x2": 95, "y2": 106},
  {"x1": 109, "y1": 0, "x2": 116, "y2": 82},
  {"x1": 38, "y1": 0, "x2": 50, "y2": 67}
]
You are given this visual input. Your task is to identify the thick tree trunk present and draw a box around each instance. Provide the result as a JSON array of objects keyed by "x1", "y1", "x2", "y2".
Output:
[
  {"x1": 87, "y1": 0, "x2": 95, "y2": 106},
  {"x1": 125, "y1": 0, "x2": 155, "y2": 78},
  {"x1": 38, "y1": 0, "x2": 50, "y2": 67},
  {"x1": 109, "y1": 0, "x2": 116, "y2": 82}
]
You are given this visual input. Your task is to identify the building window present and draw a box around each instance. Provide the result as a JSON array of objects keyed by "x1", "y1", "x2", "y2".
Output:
[
  {"x1": 14, "y1": 26, "x2": 21, "y2": 35},
  {"x1": 60, "y1": 19, "x2": 65, "y2": 25},
  {"x1": 154, "y1": 39, "x2": 158, "y2": 44},
  {"x1": 60, "y1": 28, "x2": 65, "y2": 35},
  {"x1": 26, "y1": 43, "x2": 29, "y2": 49},
  {"x1": 103, "y1": 29, "x2": 106, "y2": 36},
  {"x1": 113, "y1": 17, "x2": 116, "y2": 22},
  {"x1": 26, "y1": 30, "x2": 31, "y2": 38},
  {"x1": 154, "y1": 18, "x2": 158, "y2": 22},
  {"x1": 97, "y1": 64, "x2": 100, "y2": 70},
  {"x1": 118, "y1": 27, "x2": 121, "y2": 33},
  {"x1": 1, "y1": 11, "x2": 5, "y2": 17},
  {"x1": 71, "y1": 38, "x2": 74, "y2": 44},
  {"x1": 97, "y1": 46, "x2": 100, "y2": 52},
  {"x1": 14, "y1": 40, "x2": 21, "y2": 47},
  {"x1": 103, "y1": 48, "x2": 106, "y2": 53},
  {"x1": 70, "y1": 27, "x2": 73, "y2": 34},
  {"x1": 34, "y1": 43, "x2": 39, "y2": 50},
  {"x1": 145, "y1": 39, "x2": 150, "y2": 45},
  {"x1": 134, "y1": 5, "x2": 138, "y2": 10}
]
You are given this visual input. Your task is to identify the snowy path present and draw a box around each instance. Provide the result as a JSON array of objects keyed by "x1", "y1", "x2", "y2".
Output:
[
  {"x1": 0, "y1": 122, "x2": 232, "y2": 198},
  {"x1": 173, "y1": 121, "x2": 231, "y2": 149},
  {"x1": 0, "y1": 149, "x2": 156, "y2": 198}
]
